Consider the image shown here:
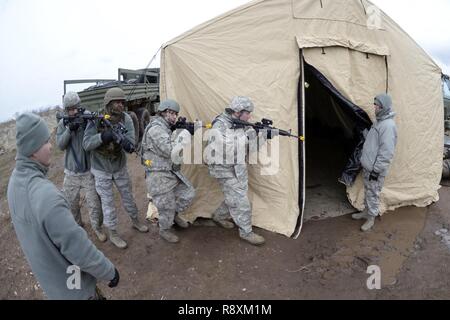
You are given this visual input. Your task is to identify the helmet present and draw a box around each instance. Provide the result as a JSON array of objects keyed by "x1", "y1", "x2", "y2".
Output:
[
  {"x1": 158, "y1": 99, "x2": 180, "y2": 113},
  {"x1": 63, "y1": 92, "x2": 81, "y2": 110},
  {"x1": 229, "y1": 96, "x2": 254, "y2": 113},
  {"x1": 104, "y1": 87, "x2": 126, "y2": 107}
]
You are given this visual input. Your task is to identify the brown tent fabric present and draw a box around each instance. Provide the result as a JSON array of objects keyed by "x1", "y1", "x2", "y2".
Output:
[{"x1": 160, "y1": 0, "x2": 444, "y2": 237}]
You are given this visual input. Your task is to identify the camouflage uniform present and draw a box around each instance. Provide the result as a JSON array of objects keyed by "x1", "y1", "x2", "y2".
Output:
[
  {"x1": 62, "y1": 173, "x2": 102, "y2": 226},
  {"x1": 362, "y1": 169, "x2": 386, "y2": 217},
  {"x1": 207, "y1": 110, "x2": 261, "y2": 237},
  {"x1": 142, "y1": 116, "x2": 195, "y2": 231},
  {"x1": 83, "y1": 112, "x2": 139, "y2": 230},
  {"x1": 91, "y1": 166, "x2": 138, "y2": 229},
  {"x1": 56, "y1": 117, "x2": 102, "y2": 228}
]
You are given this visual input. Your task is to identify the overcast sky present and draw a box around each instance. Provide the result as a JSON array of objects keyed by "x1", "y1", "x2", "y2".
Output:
[{"x1": 0, "y1": 0, "x2": 449, "y2": 122}]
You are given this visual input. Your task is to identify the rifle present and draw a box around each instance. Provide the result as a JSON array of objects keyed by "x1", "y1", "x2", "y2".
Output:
[
  {"x1": 171, "y1": 117, "x2": 212, "y2": 135},
  {"x1": 231, "y1": 118, "x2": 302, "y2": 140},
  {"x1": 99, "y1": 114, "x2": 136, "y2": 154},
  {"x1": 56, "y1": 108, "x2": 98, "y2": 126},
  {"x1": 57, "y1": 109, "x2": 135, "y2": 153}
]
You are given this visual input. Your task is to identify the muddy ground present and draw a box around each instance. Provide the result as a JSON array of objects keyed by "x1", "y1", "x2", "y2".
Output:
[{"x1": 1, "y1": 134, "x2": 449, "y2": 300}]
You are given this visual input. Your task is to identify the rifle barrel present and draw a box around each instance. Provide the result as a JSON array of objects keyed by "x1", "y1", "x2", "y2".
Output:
[{"x1": 231, "y1": 118, "x2": 299, "y2": 139}]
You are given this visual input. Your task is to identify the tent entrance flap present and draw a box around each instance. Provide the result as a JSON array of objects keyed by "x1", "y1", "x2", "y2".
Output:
[{"x1": 303, "y1": 61, "x2": 371, "y2": 221}]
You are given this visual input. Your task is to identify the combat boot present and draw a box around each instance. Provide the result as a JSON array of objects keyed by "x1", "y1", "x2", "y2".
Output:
[
  {"x1": 108, "y1": 229, "x2": 128, "y2": 249},
  {"x1": 159, "y1": 229, "x2": 179, "y2": 243},
  {"x1": 131, "y1": 217, "x2": 149, "y2": 233},
  {"x1": 93, "y1": 225, "x2": 107, "y2": 242},
  {"x1": 361, "y1": 216, "x2": 375, "y2": 232},
  {"x1": 174, "y1": 215, "x2": 189, "y2": 229},
  {"x1": 351, "y1": 211, "x2": 369, "y2": 220},
  {"x1": 240, "y1": 232, "x2": 265, "y2": 246},
  {"x1": 213, "y1": 218, "x2": 235, "y2": 229}
]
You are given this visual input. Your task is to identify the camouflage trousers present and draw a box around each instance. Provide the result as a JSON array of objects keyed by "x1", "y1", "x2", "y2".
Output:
[
  {"x1": 63, "y1": 173, "x2": 102, "y2": 228},
  {"x1": 93, "y1": 167, "x2": 138, "y2": 230},
  {"x1": 146, "y1": 171, "x2": 195, "y2": 231},
  {"x1": 214, "y1": 176, "x2": 252, "y2": 236},
  {"x1": 363, "y1": 169, "x2": 386, "y2": 217}
]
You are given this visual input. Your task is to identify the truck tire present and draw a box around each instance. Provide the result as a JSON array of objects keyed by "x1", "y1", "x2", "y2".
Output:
[
  {"x1": 443, "y1": 159, "x2": 450, "y2": 179},
  {"x1": 127, "y1": 111, "x2": 140, "y2": 145},
  {"x1": 136, "y1": 107, "x2": 151, "y2": 141}
]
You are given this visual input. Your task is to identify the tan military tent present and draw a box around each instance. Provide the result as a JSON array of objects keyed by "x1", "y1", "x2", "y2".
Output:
[{"x1": 160, "y1": 0, "x2": 444, "y2": 237}]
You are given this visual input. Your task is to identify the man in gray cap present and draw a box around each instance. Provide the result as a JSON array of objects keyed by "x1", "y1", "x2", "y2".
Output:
[
  {"x1": 7, "y1": 112, "x2": 119, "y2": 299},
  {"x1": 84, "y1": 87, "x2": 148, "y2": 249},
  {"x1": 206, "y1": 96, "x2": 270, "y2": 246},
  {"x1": 141, "y1": 99, "x2": 195, "y2": 243},
  {"x1": 352, "y1": 94, "x2": 398, "y2": 231},
  {"x1": 56, "y1": 92, "x2": 106, "y2": 242}
]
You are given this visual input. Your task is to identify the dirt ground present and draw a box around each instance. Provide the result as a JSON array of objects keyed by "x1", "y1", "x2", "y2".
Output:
[{"x1": 1, "y1": 134, "x2": 450, "y2": 300}]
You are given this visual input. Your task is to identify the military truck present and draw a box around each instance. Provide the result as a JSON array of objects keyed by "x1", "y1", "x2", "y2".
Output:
[
  {"x1": 441, "y1": 74, "x2": 450, "y2": 178},
  {"x1": 64, "y1": 68, "x2": 160, "y2": 144},
  {"x1": 443, "y1": 74, "x2": 450, "y2": 129}
]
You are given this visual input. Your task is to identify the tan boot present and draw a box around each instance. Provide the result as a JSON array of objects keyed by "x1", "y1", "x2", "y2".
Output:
[
  {"x1": 240, "y1": 232, "x2": 265, "y2": 246},
  {"x1": 108, "y1": 229, "x2": 128, "y2": 249},
  {"x1": 361, "y1": 216, "x2": 375, "y2": 232},
  {"x1": 213, "y1": 218, "x2": 235, "y2": 229},
  {"x1": 159, "y1": 229, "x2": 179, "y2": 243},
  {"x1": 174, "y1": 215, "x2": 189, "y2": 229},
  {"x1": 131, "y1": 217, "x2": 149, "y2": 233},
  {"x1": 93, "y1": 226, "x2": 107, "y2": 243}
]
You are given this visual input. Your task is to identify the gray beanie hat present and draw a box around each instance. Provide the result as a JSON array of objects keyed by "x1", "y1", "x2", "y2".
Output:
[{"x1": 16, "y1": 112, "x2": 51, "y2": 157}]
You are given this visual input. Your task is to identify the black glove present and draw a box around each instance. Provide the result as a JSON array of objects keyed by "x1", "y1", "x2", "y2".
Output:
[
  {"x1": 101, "y1": 130, "x2": 114, "y2": 144},
  {"x1": 369, "y1": 171, "x2": 379, "y2": 181},
  {"x1": 108, "y1": 268, "x2": 120, "y2": 288},
  {"x1": 186, "y1": 125, "x2": 195, "y2": 136},
  {"x1": 68, "y1": 122, "x2": 80, "y2": 132},
  {"x1": 121, "y1": 138, "x2": 135, "y2": 153}
]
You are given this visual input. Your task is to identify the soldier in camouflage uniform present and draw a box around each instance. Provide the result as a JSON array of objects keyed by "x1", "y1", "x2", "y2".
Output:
[
  {"x1": 352, "y1": 94, "x2": 398, "y2": 232},
  {"x1": 56, "y1": 92, "x2": 106, "y2": 242},
  {"x1": 206, "y1": 96, "x2": 271, "y2": 246},
  {"x1": 83, "y1": 88, "x2": 148, "y2": 249},
  {"x1": 141, "y1": 99, "x2": 195, "y2": 243}
]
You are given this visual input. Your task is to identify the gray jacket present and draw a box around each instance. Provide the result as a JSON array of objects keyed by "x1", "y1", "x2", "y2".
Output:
[
  {"x1": 83, "y1": 112, "x2": 135, "y2": 175},
  {"x1": 7, "y1": 156, "x2": 115, "y2": 300},
  {"x1": 56, "y1": 118, "x2": 90, "y2": 174},
  {"x1": 360, "y1": 94, "x2": 398, "y2": 177}
]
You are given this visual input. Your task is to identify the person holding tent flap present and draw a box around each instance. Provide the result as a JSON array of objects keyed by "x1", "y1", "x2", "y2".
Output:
[{"x1": 352, "y1": 94, "x2": 398, "y2": 231}]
